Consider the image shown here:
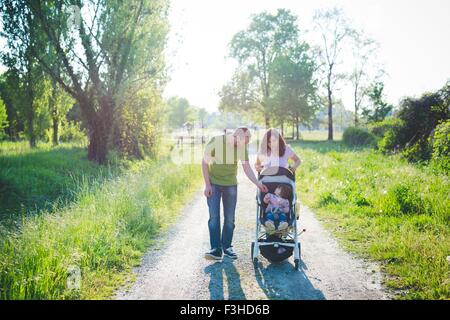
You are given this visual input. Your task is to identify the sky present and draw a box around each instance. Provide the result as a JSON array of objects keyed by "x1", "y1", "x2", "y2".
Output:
[{"x1": 163, "y1": 0, "x2": 450, "y2": 112}]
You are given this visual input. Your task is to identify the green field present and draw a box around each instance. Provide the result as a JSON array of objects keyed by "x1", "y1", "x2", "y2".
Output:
[
  {"x1": 292, "y1": 140, "x2": 449, "y2": 299},
  {"x1": 0, "y1": 142, "x2": 202, "y2": 299}
]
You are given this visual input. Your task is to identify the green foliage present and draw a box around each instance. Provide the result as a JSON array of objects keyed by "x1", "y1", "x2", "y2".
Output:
[
  {"x1": 292, "y1": 141, "x2": 449, "y2": 299},
  {"x1": 401, "y1": 139, "x2": 432, "y2": 163},
  {"x1": 368, "y1": 117, "x2": 404, "y2": 138},
  {"x1": 430, "y1": 120, "x2": 450, "y2": 173},
  {"x1": 164, "y1": 96, "x2": 195, "y2": 129},
  {"x1": 224, "y1": 9, "x2": 301, "y2": 125},
  {"x1": 58, "y1": 121, "x2": 87, "y2": 144},
  {"x1": 0, "y1": 141, "x2": 105, "y2": 218},
  {"x1": 342, "y1": 126, "x2": 376, "y2": 147},
  {"x1": 393, "y1": 83, "x2": 450, "y2": 162},
  {"x1": 1, "y1": 0, "x2": 170, "y2": 163},
  {"x1": 362, "y1": 82, "x2": 393, "y2": 123},
  {"x1": 0, "y1": 70, "x2": 25, "y2": 139},
  {"x1": 0, "y1": 142, "x2": 202, "y2": 299},
  {"x1": 0, "y1": 97, "x2": 8, "y2": 139},
  {"x1": 379, "y1": 184, "x2": 429, "y2": 216},
  {"x1": 269, "y1": 42, "x2": 318, "y2": 135},
  {"x1": 114, "y1": 88, "x2": 164, "y2": 159}
]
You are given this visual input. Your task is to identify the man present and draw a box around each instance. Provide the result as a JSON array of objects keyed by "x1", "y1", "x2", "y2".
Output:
[{"x1": 202, "y1": 127, "x2": 268, "y2": 261}]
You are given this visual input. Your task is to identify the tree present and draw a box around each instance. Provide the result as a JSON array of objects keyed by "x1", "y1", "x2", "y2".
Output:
[
  {"x1": 362, "y1": 82, "x2": 393, "y2": 123},
  {"x1": 223, "y1": 9, "x2": 299, "y2": 127},
  {"x1": 219, "y1": 70, "x2": 262, "y2": 122},
  {"x1": 165, "y1": 97, "x2": 194, "y2": 128},
  {"x1": 349, "y1": 32, "x2": 381, "y2": 126},
  {"x1": 0, "y1": 0, "x2": 49, "y2": 147},
  {"x1": 0, "y1": 97, "x2": 8, "y2": 139},
  {"x1": 313, "y1": 8, "x2": 356, "y2": 140},
  {"x1": 269, "y1": 43, "x2": 318, "y2": 139},
  {"x1": 0, "y1": 70, "x2": 25, "y2": 139},
  {"x1": 1, "y1": 0, "x2": 169, "y2": 163}
]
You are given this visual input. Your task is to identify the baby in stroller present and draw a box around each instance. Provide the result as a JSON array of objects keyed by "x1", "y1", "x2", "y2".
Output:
[{"x1": 263, "y1": 185, "x2": 292, "y2": 232}]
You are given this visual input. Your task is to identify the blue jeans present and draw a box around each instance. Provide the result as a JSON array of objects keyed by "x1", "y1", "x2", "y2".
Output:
[
  {"x1": 207, "y1": 184, "x2": 237, "y2": 251},
  {"x1": 266, "y1": 210, "x2": 287, "y2": 223}
]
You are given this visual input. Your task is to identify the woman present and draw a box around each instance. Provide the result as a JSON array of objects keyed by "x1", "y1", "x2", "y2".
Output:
[{"x1": 255, "y1": 128, "x2": 301, "y2": 173}]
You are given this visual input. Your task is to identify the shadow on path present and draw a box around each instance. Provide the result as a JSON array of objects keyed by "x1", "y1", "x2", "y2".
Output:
[
  {"x1": 254, "y1": 259, "x2": 325, "y2": 300},
  {"x1": 204, "y1": 260, "x2": 246, "y2": 300}
]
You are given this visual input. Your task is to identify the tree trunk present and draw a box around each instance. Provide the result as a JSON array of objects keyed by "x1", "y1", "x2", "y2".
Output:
[
  {"x1": 87, "y1": 117, "x2": 108, "y2": 164},
  {"x1": 327, "y1": 65, "x2": 334, "y2": 141},
  {"x1": 327, "y1": 87, "x2": 333, "y2": 141},
  {"x1": 281, "y1": 122, "x2": 284, "y2": 137},
  {"x1": 354, "y1": 83, "x2": 358, "y2": 127},
  {"x1": 87, "y1": 98, "x2": 113, "y2": 164},
  {"x1": 27, "y1": 67, "x2": 36, "y2": 148},
  {"x1": 295, "y1": 115, "x2": 299, "y2": 140},
  {"x1": 51, "y1": 78, "x2": 58, "y2": 145}
]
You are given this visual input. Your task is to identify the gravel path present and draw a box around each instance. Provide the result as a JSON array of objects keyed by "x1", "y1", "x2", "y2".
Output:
[{"x1": 116, "y1": 167, "x2": 390, "y2": 300}]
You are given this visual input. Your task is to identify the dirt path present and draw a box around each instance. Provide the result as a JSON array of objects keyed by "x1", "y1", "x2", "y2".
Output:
[{"x1": 116, "y1": 167, "x2": 390, "y2": 300}]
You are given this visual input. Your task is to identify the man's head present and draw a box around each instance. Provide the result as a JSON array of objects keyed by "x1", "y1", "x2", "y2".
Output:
[{"x1": 233, "y1": 127, "x2": 251, "y2": 146}]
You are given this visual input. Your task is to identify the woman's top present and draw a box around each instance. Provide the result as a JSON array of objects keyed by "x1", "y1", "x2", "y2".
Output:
[{"x1": 258, "y1": 144, "x2": 295, "y2": 170}]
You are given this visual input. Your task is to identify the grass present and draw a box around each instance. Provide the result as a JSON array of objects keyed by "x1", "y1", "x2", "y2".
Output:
[
  {"x1": 0, "y1": 141, "x2": 202, "y2": 299},
  {"x1": 292, "y1": 139, "x2": 449, "y2": 299},
  {"x1": 0, "y1": 140, "x2": 120, "y2": 225}
]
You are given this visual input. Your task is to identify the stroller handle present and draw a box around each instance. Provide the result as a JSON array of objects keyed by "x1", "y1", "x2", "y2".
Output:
[{"x1": 258, "y1": 166, "x2": 295, "y2": 181}]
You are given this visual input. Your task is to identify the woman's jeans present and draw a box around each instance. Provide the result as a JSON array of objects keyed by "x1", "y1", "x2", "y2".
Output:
[{"x1": 207, "y1": 184, "x2": 237, "y2": 251}]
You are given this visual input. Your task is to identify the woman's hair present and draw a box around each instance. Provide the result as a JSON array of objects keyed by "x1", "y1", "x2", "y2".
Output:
[
  {"x1": 276, "y1": 185, "x2": 292, "y2": 200},
  {"x1": 259, "y1": 128, "x2": 287, "y2": 157}
]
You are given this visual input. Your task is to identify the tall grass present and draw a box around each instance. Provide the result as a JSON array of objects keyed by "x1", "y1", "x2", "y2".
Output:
[
  {"x1": 0, "y1": 142, "x2": 202, "y2": 299},
  {"x1": 292, "y1": 140, "x2": 449, "y2": 299},
  {"x1": 0, "y1": 141, "x2": 119, "y2": 225}
]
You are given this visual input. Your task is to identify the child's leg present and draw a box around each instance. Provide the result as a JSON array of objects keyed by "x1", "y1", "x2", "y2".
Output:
[
  {"x1": 277, "y1": 212, "x2": 288, "y2": 230},
  {"x1": 264, "y1": 211, "x2": 275, "y2": 231}
]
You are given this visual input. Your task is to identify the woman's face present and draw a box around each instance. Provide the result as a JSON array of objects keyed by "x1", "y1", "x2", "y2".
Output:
[{"x1": 269, "y1": 135, "x2": 279, "y2": 151}]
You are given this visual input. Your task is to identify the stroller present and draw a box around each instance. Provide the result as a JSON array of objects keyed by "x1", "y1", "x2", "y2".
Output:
[{"x1": 251, "y1": 166, "x2": 305, "y2": 270}]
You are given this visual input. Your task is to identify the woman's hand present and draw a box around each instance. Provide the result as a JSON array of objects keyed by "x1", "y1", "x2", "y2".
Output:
[
  {"x1": 204, "y1": 184, "x2": 212, "y2": 197},
  {"x1": 257, "y1": 182, "x2": 268, "y2": 193}
]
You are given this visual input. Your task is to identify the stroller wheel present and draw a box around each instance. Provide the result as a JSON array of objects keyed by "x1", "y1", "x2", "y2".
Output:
[{"x1": 294, "y1": 259, "x2": 300, "y2": 271}]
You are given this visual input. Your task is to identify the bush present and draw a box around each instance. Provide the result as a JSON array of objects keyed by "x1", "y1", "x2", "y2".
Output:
[
  {"x1": 430, "y1": 120, "x2": 450, "y2": 173},
  {"x1": 369, "y1": 117, "x2": 404, "y2": 138},
  {"x1": 342, "y1": 127, "x2": 377, "y2": 147},
  {"x1": 389, "y1": 83, "x2": 450, "y2": 162},
  {"x1": 401, "y1": 139, "x2": 432, "y2": 163},
  {"x1": 59, "y1": 121, "x2": 88, "y2": 143},
  {"x1": 380, "y1": 184, "x2": 429, "y2": 216}
]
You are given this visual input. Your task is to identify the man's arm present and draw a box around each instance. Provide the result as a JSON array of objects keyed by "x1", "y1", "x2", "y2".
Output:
[
  {"x1": 202, "y1": 154, "x2": 212, "y2": 197},
  {"x1": 242, "y1": 161, "x2": 268, "y2": 193}
]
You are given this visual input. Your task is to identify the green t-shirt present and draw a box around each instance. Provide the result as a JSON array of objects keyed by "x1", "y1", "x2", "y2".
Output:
[{"x1": 204, "y1": 134, "x2": 249, "y2": 186}]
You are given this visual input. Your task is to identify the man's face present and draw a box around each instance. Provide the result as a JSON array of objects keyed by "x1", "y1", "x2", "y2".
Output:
[{"x1": 234, "y1": 131, "x2": 251, "y2": 146}]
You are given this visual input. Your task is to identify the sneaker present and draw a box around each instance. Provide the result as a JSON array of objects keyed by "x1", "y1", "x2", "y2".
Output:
[
  {"x1": 265, "y1": 220, "x2": 275, "y2": 232},
  {"x1": 278, "y1": 221, "x2": 289, "y2": 231},
  {"x1": 224, "y1": 247, "x2": 238, "y2": 259},
  {"x1": 205, "y1": 248, "x2": 223, "y2": 261}
]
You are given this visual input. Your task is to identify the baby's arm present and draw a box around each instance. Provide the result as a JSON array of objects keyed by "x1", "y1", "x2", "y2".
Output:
[
  {"x1": 263, "y1": 193, "x2": 272, "y2": 204},
  {"x1": 280, "y1": 199, "x2": 290, "y2": 213}
]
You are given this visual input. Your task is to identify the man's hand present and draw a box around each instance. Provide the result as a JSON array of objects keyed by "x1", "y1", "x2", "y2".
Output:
[
  {"x1": 204, "y1": 184, "x2": 212, "y2": 197},
  {"x1": 257, "y1": 182, "x2": 268, "y2": 193}
]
